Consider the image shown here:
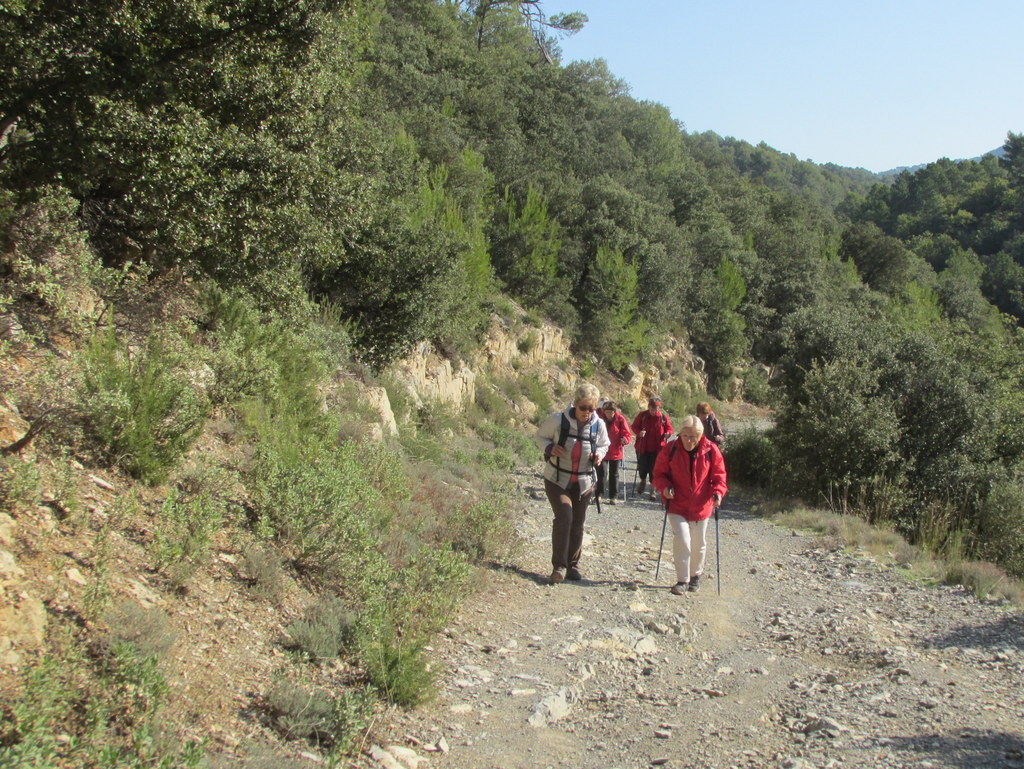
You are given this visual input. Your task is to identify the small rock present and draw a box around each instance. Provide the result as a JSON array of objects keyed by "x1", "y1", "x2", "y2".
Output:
[{"x1": 88, "y1": 474, "x2": 115, "y2": 491}]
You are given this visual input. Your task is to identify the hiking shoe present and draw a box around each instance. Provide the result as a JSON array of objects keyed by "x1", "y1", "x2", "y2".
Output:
[
  {"x1": 649, "y1": 490, "x2": 658, "y2": 501},
  {"x1": 566, "y1": 567, "x2": 583, "y2": 581},
  {"x1": 550, "y1": 568, "x2": 565, "y2": 584},
  {"x1": 670, "y1": 582, "x2": 688, "y2": 595},
  {"x1": 636, "y1": 480, "x2": 646, "y2": 494},
  {"x1": 608, "y1": 498, "x2": 617, "y2": 505},
  {"x1": 687, "y1": 575, "x2": 701, "y2": 592}
]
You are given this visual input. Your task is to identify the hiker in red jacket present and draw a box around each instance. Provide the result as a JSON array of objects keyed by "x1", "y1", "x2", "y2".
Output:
[
  {"x1": 631, "y1": 397, "x2": 673, "y2": 500},
  {"x1": 596, "y1": 400, "x2": 633, "y2": 505},
  {"x1": 652, "y1": 415, "x2": 727, "y2": 595}
]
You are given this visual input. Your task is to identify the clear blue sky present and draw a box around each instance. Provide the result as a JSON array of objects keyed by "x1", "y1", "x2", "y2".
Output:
[{"x1": 539, "y1": 0, "x2": 1024, "y2": 173}]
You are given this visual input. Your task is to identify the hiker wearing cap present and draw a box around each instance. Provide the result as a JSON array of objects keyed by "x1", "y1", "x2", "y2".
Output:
[
  {"x1": 596, "y1": 401, "x2": 633, "y2": 506},
  {"x1": 652, "y1": 415, "x2": 727, "y2": 594},
  {"x1": 535, "y1": 383, "x2": 611, "y2": 584},
  {"x1": 632, "y1": 398, "x2": 673, "y2": 500}
]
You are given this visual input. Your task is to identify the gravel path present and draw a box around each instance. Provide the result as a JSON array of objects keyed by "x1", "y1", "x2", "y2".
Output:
[{"x1": 365, "y1": 466, "x2": 1024, "y2": 769}]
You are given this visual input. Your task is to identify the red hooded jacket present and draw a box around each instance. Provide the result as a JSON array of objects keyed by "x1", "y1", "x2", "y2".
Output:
[
  {"x1": 652, "y1": 437, "x2": 727, "y2": 522},
  {"x1": 600, "y1": 411, "x2": 633, "y2": 461},
  {"x1": 631, "y1": 409, "x2": 673, "y2": 453}
]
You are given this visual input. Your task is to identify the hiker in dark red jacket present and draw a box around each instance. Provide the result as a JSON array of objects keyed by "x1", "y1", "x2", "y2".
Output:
[
  {"x1": 696, "y1": 401, "x2": 725, "y2": 447},
  {"x1": 631, "y1": 397, "x2": 673, "y2": 499},
  {"x1": 652, "y1": 415, "x2": 727, "y2": 595},
  {"x1": 596, "y1": 400, "x2": 633, "y2": 505}
]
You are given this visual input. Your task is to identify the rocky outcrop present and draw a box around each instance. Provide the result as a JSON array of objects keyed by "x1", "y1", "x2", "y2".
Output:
[
  {"x1": 392, "y1": 342, "x2": 479, "y2": 409},
  {"x1": 378, "y1": 307, "x2": 708, "y2": 435},
  {"x1": 388, "y1": 311, "x2": 574, "y2": 417},
  {"x1": 0, "y1": 514, "x2": 46, "y2": 667}
]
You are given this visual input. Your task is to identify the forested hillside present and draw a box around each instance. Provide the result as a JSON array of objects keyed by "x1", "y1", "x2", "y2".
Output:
[{"x1": 2, "y1": 0, "x2": 1023, "y2": 765}]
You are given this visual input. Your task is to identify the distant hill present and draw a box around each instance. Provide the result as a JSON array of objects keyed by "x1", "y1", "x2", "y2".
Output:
[{"x1": 878, "y1": 145, "x2": 1007, "y2": 180}]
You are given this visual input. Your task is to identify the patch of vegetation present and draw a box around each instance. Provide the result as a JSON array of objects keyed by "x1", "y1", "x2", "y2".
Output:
[
  {"x1": 265, "y1": 679, "x2": 374, "y2": 755},
  {"x1": 78, "y1": 329, "x2": 208, "y2": 484},
  {"x1": 0, "y1": 635, "x2": 202, "y2": 768}
]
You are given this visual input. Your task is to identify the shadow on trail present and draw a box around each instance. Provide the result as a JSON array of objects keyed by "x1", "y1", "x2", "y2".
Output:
[
  {"x1": 504, "y1": 564, "x2": 679, "y2": 593},
  {"x1": 879, "y1": 729, "x2": 1024, "y2": 769},
  {"x1": 926, "y1": 613, "x2": 1024, "y2": 652}
]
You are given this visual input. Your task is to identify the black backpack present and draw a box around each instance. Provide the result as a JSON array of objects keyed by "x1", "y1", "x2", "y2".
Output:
[{"x1": 548, "y1": 412, "x2": 599, "y2": 482}]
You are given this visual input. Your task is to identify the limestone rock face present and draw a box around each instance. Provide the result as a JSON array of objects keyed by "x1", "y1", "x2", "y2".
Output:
[
  {"x1": 363, "y1": 386, "x2": 398, "y2": 437},
  {"x1": 383, "y1": 306, "x2": 708, "y2": 430},
  {"x1": 394, "y1": 342, "x2": 478, "y2": 408}
]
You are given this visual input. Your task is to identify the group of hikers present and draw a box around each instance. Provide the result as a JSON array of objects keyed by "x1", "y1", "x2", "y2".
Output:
[{"x1": 535, "y1": 383, "x2": 727, "y2": 595}]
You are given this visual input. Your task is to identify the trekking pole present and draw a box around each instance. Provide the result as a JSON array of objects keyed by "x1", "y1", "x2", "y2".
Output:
[
  {"x1": 654, "y1": 496, "x2": 668, "y2": 581},
  {"x1": 714, "y1": 504, "x2": 721, "y2": 595},
  {"x1": 591, "y1": 467, "x2": 602, "y2": 515}
]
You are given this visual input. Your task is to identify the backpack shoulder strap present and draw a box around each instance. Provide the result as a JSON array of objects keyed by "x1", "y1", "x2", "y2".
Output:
[{"x1": 558, "y1": 413, "x2": 570, "y2": 447}]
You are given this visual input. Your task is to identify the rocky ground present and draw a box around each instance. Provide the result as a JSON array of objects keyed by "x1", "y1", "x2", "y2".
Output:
[{"x1": 362, "y1": 464, "x2": 1024, "y2": 769}]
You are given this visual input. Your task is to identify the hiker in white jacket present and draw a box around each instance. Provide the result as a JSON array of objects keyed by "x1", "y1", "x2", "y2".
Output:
[{"x1": 535, "y1": 383, "x2": 610, "y2": 585}]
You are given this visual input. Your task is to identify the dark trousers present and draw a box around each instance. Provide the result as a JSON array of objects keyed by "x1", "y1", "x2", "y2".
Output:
[
  {"x1": 636, "y1": 451, "x2": 659, "y2": 482},
  {"x1": 595, "y1": 459, "x2": 621, "y2": 500},
  {"x1": 544, "y1": 479, "x2": 590, "y2": 570}
]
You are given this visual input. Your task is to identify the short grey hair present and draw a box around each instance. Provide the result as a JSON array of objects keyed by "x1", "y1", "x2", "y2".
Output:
[
  {"x1": 679, "y1": 414, "x2": 704, "y2": 434},
  {"x1": 573, "y1": 383, "x2": 600, "y2": 405}
]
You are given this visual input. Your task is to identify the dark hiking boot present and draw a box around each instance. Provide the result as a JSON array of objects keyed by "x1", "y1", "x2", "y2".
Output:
[
  {"x1": 566, "y1": 567, "x2": 583, "y2": 581},
  {"x1": 636, "y1": 479, "x2": 646, "y2": 494},
  {"x1": 687, "y1": 575, "x2": 701, "y2": 592},
  {"x1": 550, "y1": 568, "x2": 565, "y2": 584},
  {"x1": 670, "y1": 582, "x2": 688, "y2": 595}
]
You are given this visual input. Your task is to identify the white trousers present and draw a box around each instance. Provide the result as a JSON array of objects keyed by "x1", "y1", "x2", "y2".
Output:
[{"x1": 670, "y1": 515, "x2": 709, "y2": 583}]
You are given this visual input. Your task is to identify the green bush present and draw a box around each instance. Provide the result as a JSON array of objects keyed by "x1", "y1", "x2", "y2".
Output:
[
  {"x1": 79, "y1": 329, "x2": 208, "y2": 484},
  {"x1": 440, "y1": 495, "x2": 519, "y2": 562},
  {"x1": 722, "y1": 428, "x2": 780, "y2": 488},
  {"x1": 100, "y1": 601, "x2": 178, "y2": 662},
  {"x1": 0, "y1": 644, "x2": 202, "y2": 768},
  {"x1": 247, "y1": 435, "x2": 392, "y2": 586},
  {"x1": 266, "y1": 680, "x2": 374, "y2": 754},
  {"x1": 977, "y1": 480, "x2": 1024, "y2": 579},
  {"x1": 475, "y1": 421, "x2": 535, "y2": 464},
  {"x1": 476, "y1": 446, "x2": 517, "y2": 472},
  {"x1": 474, "y1": 381, "x2": 514, "y2": 424},
  {"x1": 200, "y1": 284, "x2": 338, "y2": 419},
  {"x1": 150, "y1": 488, "x2": 224, "y2": 587},
  {"x1": 517, "y1": 330, "x2": 539, "y2": 355},
  {"x1": 354, "y1": 545, "x2": 470, "y2": 707},
  {"x1": 518, "y1": 372, "x2": 552, "y2": 422},
  {"x1": 284, "y1": 595, "x2": 356, "y2": 662},
  {"x1": 242, "y1": 546, "x2": 288, "y2": 603},
  {"x1": 739, "y1": 364, "x2": 777, "y2": 407},
  {"x1": 0, "y1": 455, "x2": 41, "y2": 512}
]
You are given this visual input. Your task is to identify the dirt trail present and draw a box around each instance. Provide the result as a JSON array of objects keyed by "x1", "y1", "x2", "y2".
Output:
[{"x1": 365, "y1": 466, "x2": 1024, "y2": 769}]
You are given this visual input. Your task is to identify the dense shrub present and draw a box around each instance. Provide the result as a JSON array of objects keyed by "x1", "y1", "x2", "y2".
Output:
[
  {"x1": 721, "y1": 428, "x2": 780, "y2": 489},
  {"x1": 977, "y1": 480, "x2": 1024, "y2": 578},
  {"x1": 79, "y1": 329, "x2": 208, "y2": 484}
]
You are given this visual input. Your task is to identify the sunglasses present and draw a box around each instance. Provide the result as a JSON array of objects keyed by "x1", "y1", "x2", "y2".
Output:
[{"x1": 575, "y1": 404, "x2": 596, "y2": 412}]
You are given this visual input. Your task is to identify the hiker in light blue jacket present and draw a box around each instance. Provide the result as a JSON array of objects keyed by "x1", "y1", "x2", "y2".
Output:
[{"x1": 535, "y1": 383, "x2": 610, "y2": 585}]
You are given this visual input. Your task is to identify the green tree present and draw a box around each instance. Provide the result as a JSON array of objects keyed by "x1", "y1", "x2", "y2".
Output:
[
  {"x1": 577, "y1": 245, "x2": 646, "y2": 368},
  {"x1": 490, "y1": 184, "x2": 563, "y2": 315}
]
